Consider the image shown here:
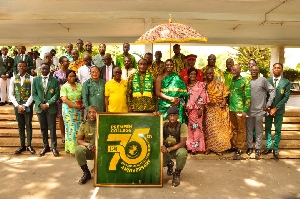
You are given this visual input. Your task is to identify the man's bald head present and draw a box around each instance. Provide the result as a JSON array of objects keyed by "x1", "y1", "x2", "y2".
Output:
[{"x1": 232, "y1": 64, "x2": 241, "y2": 79}]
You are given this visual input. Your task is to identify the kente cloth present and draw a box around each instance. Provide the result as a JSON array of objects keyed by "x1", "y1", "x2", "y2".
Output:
[
  {"x1": 186, "y1": 81, "x2": 209, "y2": 153},
  {"x1": 158, "y1": 72, "x2": 188, "y2": 123},
  {"x1": 69, "y1": 60, "x2": 84, "y2": 73},
  {"x1": 202, "y1": 66, "x2": 225, "y2": 83},
  {"x1": 171, "y1": 53, "x2": 185, "y2": 75},
  {"x1": 148, "y1": 60, "x2": 164, "y2": 78},
  {"x1": 203, "y1": 79, "x2": 232, "y2": 152}
]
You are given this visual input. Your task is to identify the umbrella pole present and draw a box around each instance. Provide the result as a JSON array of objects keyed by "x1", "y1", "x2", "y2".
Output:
[{"x1": 169, "y1": 43, "x2": 171, "y2": 58}]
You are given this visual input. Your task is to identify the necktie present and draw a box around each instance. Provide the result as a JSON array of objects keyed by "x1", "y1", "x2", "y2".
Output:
[
  {"x1": 106, "y1": 66, "x2": 109, "y2": 82},
  {"x1": 43, "y1": 77, "x2": 48, "y2": 94},
  {"x1": 274, "y1": 78, "x2": 278, "y2": 87},
  {"x1": 21, "y1": 54, "x2": 24, "y2": 61},
  {"x1": 3, "y1": 56, "x2": 6, "y2": 61}
]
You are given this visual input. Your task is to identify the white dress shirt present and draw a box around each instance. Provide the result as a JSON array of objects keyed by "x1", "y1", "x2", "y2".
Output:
[
  {"x1": 78, "y1": 65, "x2": 92, "y2": 84},
  {"x1": 273, "y1": 76, "x2": 281, "y2": 88},
  {"x1": 9, "y1": 74, "x2": 34, "y2": 107}
]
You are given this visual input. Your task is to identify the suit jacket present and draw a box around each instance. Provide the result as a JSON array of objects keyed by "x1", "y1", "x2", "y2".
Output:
[
  {"x1": 267, "y1": 77, "x2": 291, "y2": 115},
  {"x1": 14, "y1": 55, "x2": 34, "y2": 75},
  {"x1": 32, "y1": 76, "x2": 60, "y2": 114},
  {"x1": 0, "y1": 56, "x2": 14, "y2": 78},
  {"x1": 99, "y1": 63, "x2": 117, "y2": 81}
]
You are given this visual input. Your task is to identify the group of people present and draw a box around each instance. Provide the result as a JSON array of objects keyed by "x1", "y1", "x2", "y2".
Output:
[{"x1": 0, "y1": 41, "x2": 291, "y2": 187}]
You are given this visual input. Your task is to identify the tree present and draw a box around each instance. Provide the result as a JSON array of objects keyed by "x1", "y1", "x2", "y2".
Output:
[
  {"x1": 233, "y1": 47, "x2": 271, "y2": 77},
  {"x1": 296, "y1": 63, "x2": 300, "y2": 71}
]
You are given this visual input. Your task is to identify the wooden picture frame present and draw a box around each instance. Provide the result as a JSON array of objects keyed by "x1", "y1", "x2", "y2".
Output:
[{"x1": 94, "y1": 113, "x2": 163, "y2": 187}]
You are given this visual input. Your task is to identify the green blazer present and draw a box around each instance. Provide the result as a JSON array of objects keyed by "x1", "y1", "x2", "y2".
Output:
[
  {"x1": 32, "y1": 76, "x2": 59, "y2": 114},
  {"x1": 0, "y1": 56, "x2": 14, "y2": 78},
  {"x1": 267, "y1": 77, "x2": 291, "y2": 115},
  {"x1": 14, "y1": 55, "x2": 33, "y2": 75}
]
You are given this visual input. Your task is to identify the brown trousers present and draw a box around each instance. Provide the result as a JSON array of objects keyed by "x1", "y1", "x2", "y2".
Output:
[{"x1": 229, "y1": 111, "x2": 246, "y2": 150}]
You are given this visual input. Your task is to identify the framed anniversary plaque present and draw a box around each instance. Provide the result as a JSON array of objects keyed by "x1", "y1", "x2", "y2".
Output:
[{"x1": 94, "y1": 113, "x2": 163, "y2": 187}]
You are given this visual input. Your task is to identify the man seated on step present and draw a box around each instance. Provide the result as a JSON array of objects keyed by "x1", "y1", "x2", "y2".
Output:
[
  {"x1": 75, "y1": 105, "x2": 98, "y2": 185},
  {"x1": 160, "y1": 107, "x2": 188, "y2": 187},
  {"x1": 8, "y1": 61, "x2": 35, "y2": 155}
]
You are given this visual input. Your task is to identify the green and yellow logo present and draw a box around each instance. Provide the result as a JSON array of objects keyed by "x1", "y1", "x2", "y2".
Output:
[{"x1": 107, "y1": 125, "x2": 152, "y2": 173}]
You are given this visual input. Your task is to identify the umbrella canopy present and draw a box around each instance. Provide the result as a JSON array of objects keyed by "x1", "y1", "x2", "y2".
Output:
[{"x1": 134, "y1": 21, "x2": 208, "y2": 44}]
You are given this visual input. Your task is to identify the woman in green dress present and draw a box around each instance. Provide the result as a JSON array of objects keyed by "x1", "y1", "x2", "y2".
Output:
[
  {"x1": 60, "y1": 70, "x2": 84, "y2": 155},
  {"x1": 82, "y1": 66, "x2": 106, "y2": 112},
  {"x1": 156, "y1": 59, "x2": 188, "y2": 123}
]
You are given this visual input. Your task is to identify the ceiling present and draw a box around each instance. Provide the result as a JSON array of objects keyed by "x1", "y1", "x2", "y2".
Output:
[{"x1": 0, "y1": 0, "x2": 300, "y2": 46}]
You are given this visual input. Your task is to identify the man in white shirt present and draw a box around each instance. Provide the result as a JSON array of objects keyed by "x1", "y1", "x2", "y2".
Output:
[
  {"x1": 0, "y1": 47, "x2": 14, "y2": 105},
  {"x1": 78, "y1": 54, "x2": 94, "y2": 84},
  {"x1": 8, "y1": 60, "x2": 35, "y2": 155}
]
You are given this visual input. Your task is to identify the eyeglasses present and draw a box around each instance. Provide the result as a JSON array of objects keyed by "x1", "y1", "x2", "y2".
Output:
[
  {"x1": 208, "y1": 58, "x2": 216, "y2": 61},
  {"x1": 86, "y1": 44, "x2": 92, "y2": 46},
  {"x1": 114, "y1": 71, "x2": 122, "y2": 74}
]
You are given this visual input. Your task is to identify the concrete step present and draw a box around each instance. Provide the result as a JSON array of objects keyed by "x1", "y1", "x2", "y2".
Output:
[
  {"x1": 189, "y1": 149, "x2": 300, "y2": 160},
  {"x1": 0, "y1": 121, "x2": 60, "y2": 129},
  {"x1": 0, "y1": 114, "x2": 39, "y2": 122},
  {"x1": 0, "y1": 146, "x2": 67, "y2": 156},
  {"x1": 0, "y1": 129, "x2": 63, "y2": 138},
  {"x1": 264, "y1": 123, "x2": 300, "y2": 131},
  {"x1": 0, "y1": 137, "x2": 65, "y2": 148}
]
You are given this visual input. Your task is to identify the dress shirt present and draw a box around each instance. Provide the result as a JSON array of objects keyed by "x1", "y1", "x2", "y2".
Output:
[
  {"x1": 78, "y1": 65, "x2": 92, "y2": 84},
  {"x1": 8, "y1": 74, "x2": 34, "y2": 107},
  {"x1": 106, "y1": 64, "x2": 113, "y2": 81},
  {"x1": 273, "y1": 76, "x2": 281, "y2": 88}
]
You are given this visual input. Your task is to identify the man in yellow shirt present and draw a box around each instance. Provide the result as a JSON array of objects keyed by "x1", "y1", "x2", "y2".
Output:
[{"x1": 105, "y1": 67, "x2": 128, "y2": 112}]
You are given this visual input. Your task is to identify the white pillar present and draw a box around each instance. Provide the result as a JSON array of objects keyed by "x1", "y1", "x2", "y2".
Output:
[
  {"x1": 144, "y1": 18, "x2": 153, "y2": 54},
  {"x1": 270, "y1": 46, "x2": 285, "y2": 77}
]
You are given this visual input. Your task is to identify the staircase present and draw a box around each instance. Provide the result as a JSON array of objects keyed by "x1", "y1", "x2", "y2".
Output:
[
  {"x1": 0, "y1": 105, "x2": 65, "y2": 155},
  {"x1": 0, "y1": 104, "x2": 300, "y2": 159}
]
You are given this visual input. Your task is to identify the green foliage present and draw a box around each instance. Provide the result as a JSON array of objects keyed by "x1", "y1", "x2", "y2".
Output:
[
  {"x1": 296, "y1": 63, "x2": 300, "y2": 71},
  {"x1": 283, "y1": 68, "x2": 300, "y2": 82},
  {"x1": 233, "y1": 47, "x2": 271, "y2": 77},
  {"x1": 0, "y1": 46, "x2": 18, "y2": 57},
  {"x1": 106, "y1": 45, "x2": 122, "y2": 61}
]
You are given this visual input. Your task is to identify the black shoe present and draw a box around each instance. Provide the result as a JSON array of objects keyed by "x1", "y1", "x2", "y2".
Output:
[
  {"x1": 79, "y1": 164, "x2": 92, "y2": 185},
  {"x1": 8, "y1": 102, "x2": 13, "y2": 105},
  {"x1": 14, "y1": 146, "x2": 26, "y2": 154},
  {"x1": 255, "y1": 149, "x2": 261, "y2": 156},
  {"x1": 226, "y1": 147, "x2": 237, "y2": 153},
  {"x1": 38, "y1": 147, "x2": 51, "y2": 156},
  {"x1": 52, "y1": 148, "x2": 59, "y2": 157},
  {"x1": 262, "y1": 148, "x2": 273, "y2": 155},
  {"x1": 172, "y1": 169, "x2": 181, "y2": 187},
  {"x1": 235, "y1": 149, "x2": 242, "y2": 156},
  {"x1": 273, "y1": 150, "x2": 279, "y2": 159},
  {"x1": 253, "y1": 136, "x2": 256, "y2": 143},
  {"x1": 166, "y1": 160, "x2": 174, "y2": 176},
  {"x1": 246, "y1": 148, "x2": 253, "y2": 155},
  {"x1": 27, "y1": 146, "x2": 36, "y2": 154},
  {"x1": 0, "y1": 102, "x2": 5, "y2": 106}
]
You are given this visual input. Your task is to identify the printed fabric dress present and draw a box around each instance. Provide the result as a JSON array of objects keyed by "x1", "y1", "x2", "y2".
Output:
[
  {"x1": 186, "y1": 81, "x2": 209, "y2": 153},
  {"x1": 60, "y1": 82, "x2": 83, "y2": 154},
  {"x1": 203, "y1": 79, "x2": 232, "y2": 153}
]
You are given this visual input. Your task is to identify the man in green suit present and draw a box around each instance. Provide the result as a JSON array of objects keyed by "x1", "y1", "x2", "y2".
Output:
[
  {"x1": 14, "y1": 46, "x2": 34, "y2": 75},
  {"x1": 263, "y1": 63, "x2": 291, "y2": 158},
  {"x1": 32, "y1": 62, "x2": 60, "y2": 157}
]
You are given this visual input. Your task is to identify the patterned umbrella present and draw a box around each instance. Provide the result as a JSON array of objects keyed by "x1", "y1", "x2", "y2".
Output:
[{"x1": 134, "y1": 15, "x2": 208, "y2": 44}]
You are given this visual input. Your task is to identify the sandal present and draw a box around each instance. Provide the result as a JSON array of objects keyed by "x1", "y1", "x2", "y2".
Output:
[
  {"x1": 205, "y1": 150, "x2": 211, "y2": 155},
  {"x1": 215, "y1": 152, "x2": 223, "y2": 156}
]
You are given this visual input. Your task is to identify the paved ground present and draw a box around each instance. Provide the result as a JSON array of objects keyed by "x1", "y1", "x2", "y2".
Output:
[{"x1": 0, "y1": 154, "x2": 300, "y2": 199}]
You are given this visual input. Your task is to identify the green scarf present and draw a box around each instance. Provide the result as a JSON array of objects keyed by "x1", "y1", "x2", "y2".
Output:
[{"x1": 132, "y1": 71, "x2": 153, "y2": 98}]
